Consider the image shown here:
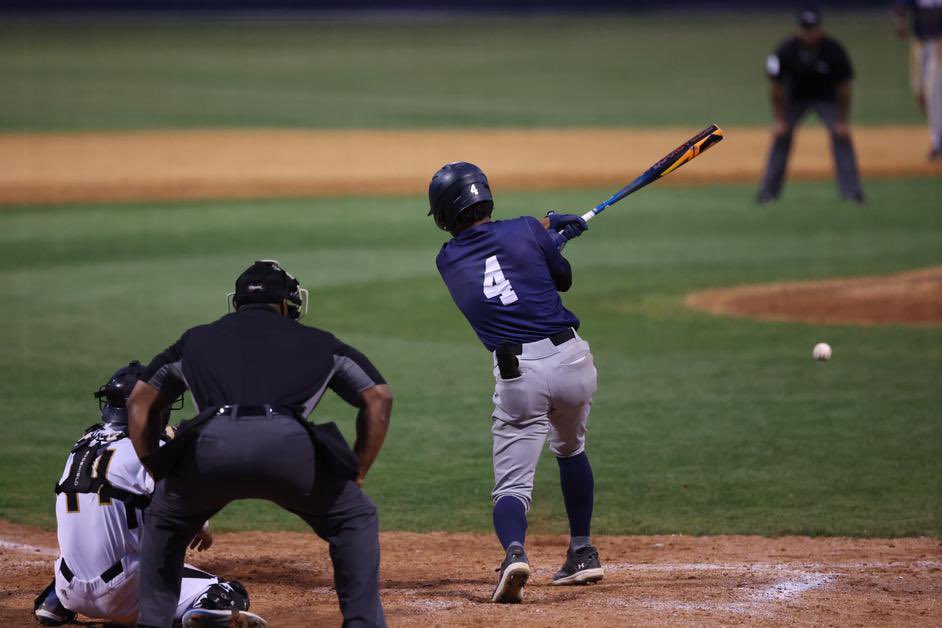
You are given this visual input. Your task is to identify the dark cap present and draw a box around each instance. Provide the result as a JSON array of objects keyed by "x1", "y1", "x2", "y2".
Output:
[
  {"x1": 798, "y1": 6, "x2": 821, "y2": 29},
  {"x1": 234, "y1": 260, "x2": 299, "y2": 307}
]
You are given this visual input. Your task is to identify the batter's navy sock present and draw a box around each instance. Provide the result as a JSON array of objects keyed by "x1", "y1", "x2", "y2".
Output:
[
  {"x1": 557, "y1": 451, "x2": 594, "y2": 542},
  {"x1": 493, "y1": 496, "x2": 528, "y2": 550}
]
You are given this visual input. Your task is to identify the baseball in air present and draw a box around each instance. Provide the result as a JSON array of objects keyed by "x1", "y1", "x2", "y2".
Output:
[{"x1": 812, "y1": 342, "x2": 832, "y2": 361}]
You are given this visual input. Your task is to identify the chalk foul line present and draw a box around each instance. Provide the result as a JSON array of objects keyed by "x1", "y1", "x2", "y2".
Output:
[{"x1": 0, "y1": 537, "x2": 58, "y2": 558}]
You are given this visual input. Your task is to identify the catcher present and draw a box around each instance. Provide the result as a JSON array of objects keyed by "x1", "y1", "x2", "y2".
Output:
[{"x1": 33, "y1": 361, "x2": 266, "y2": 627}]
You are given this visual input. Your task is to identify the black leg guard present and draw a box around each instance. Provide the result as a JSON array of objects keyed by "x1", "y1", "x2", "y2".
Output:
[
  {"x1": 34, "y1": 578, "x2": 77, "y2": 626},
  {"x1": 33, "y1": 579, "x2": 56, "y2": 613},
  {"x1": 188, "y1": 580, "x2": 251, "y2": 612}
]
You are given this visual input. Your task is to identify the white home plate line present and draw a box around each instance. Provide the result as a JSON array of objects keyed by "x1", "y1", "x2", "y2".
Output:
[
  {"x1": 753, "y1": 571, "x2": 837, "y2": 602},
  {"x1": 0, "y1": 537, "x2": 57, "y2": 557},
  {"x1": 601, "y1": 560, "x2": 938, "y2": 573},
  {"x1": 598, "y1": 562, "x2": 840, "y2": 616},
  {"x1": 624, "y1": 598, "x2": 760, "y2": 617}
]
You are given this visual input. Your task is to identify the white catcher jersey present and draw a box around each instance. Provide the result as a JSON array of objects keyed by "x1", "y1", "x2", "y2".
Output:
[{"x1": 55, "y1": 425, "x2": 153, "y2": 579}]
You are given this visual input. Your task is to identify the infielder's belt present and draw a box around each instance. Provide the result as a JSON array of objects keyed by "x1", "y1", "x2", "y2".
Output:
[
  {"x1": 59, "y1": 558, "x2": 123, "y2": 584},
  {"x1": 504, "y1": 327, "x2": 575, "y2": 356}
]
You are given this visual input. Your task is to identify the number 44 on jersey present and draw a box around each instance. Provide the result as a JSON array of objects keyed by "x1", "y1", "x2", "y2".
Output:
[{"x1": 483, "y1": 255, "x2": 518, "y2": 305}]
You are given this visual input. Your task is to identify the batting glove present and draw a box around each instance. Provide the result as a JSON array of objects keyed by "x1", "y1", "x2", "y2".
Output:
[{"x1": 546, "y1": 211, "x2": 588, "y2": 241}]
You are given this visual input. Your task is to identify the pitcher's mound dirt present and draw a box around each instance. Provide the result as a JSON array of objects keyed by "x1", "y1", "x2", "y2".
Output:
[
  {"x1": 1, "y1": 126, "x2": 939, "y2": 205},
  {"x1": 1, "y1": 520, "x2": 939, "y2": 626},
  {"x1": 686, "y1": 266, "x2": 942, "y2": 326}
]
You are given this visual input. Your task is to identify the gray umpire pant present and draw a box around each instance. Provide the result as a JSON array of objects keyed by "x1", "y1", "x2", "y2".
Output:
[
  {"x1": 757, "y1": 99, "x2": 863, "y2": 201},
  {"x1": 138, "y1": 412, "x2": 385, "y2": 628}
]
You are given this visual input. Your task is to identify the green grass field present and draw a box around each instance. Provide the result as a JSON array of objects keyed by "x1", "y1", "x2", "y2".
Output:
[
  {"x1": 2, "y1": 178, "x2": 940, "y2": 536},
  {"x1": 0, "y1": 11, "x2": 921, "y2": 130}
]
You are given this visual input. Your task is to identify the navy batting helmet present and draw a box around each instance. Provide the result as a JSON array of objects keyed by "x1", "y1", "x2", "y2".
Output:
[
  {"x1": 94, "y1": 361, "x2": 147, "y2": 425},
  {"x1": 428, "y1": 162, "x2": 494, "y2": 232},
  {"x1": 229, "y1": 259, "x2": 308, "y2": 320}
]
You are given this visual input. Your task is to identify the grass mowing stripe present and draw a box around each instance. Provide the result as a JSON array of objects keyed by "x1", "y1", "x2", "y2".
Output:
[{"x1": 0, "y1": 12, "x2": 921, "y2": 130}]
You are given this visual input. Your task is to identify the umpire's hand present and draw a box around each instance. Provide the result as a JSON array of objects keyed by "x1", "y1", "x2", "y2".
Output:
[{"x1": 189, "y1": 521, "x2": 214, "y2": 552}]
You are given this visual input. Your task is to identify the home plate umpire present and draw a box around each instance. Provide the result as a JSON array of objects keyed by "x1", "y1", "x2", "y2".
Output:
[{"x1": 127, "y1": 259, "x2": 393, "y2": 627}]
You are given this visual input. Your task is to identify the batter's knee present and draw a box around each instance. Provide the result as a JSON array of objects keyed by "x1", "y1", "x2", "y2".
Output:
[
  {"x1": 491, "y1": 491, "x2": 531, "y2": 511},
  {"x1": 552, "y1": 442, "x2": 586, "y2": 458},
  {"x1": 548, "y1": 424, "x2": 586, "y2": 458}
]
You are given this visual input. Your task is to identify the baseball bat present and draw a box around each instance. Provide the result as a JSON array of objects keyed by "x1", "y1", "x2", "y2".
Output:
[{"x1": 559, "y1": 124, "x2": 724, "y2": 239}]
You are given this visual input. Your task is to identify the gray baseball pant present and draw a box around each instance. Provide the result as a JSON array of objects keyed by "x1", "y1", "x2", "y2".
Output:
[
  {"x1": 137, "y1": 413, "x2": 385, "y2": 628},
  {"x1": 757, "y1": 99, "x2": 864, "y2": 201},
  {"x1": 491, "y1": 333, "x2": 598, "y2": 509},
  {"x1": 920, "y1": 39, "x2": 942, "y2": 151}
]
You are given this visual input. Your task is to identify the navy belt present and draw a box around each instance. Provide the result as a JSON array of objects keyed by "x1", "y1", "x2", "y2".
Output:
[
  {"x1": 215, "y1": 404, "x2": 298, "y2": 418},
  {"x1": 505, "y1": 328, "x2": 575, "y2": 356}
]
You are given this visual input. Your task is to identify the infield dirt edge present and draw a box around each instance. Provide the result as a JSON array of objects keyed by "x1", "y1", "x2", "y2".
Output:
[
  {"x1": 2, "y1": 125, "x2": 939, "y2": 205},
  {"x1": 685, "y1": 265, "x2": 942, "y2": 327}
]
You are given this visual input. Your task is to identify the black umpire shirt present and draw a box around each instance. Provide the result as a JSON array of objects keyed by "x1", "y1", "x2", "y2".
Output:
[
  {"x1": 143, "y1": 305, "x2": 385, "y2": 415},
  {"x1": 767, "y1": 36, "x2": 854, "y2": 102}
]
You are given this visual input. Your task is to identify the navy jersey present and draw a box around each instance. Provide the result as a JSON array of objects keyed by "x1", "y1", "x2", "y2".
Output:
[
  {"x1": 436, "y1": 216, "x2": 580, "y2": 351},
  {"x1": 897, "y1": 0, "x2": 942, "y2": 40}
]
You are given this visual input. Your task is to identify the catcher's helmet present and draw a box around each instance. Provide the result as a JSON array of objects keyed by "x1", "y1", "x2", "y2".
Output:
[
  {"x1": 229, "y1": 259, "x2": 308, "y2": 320},
  {"x1": 428, "y1": 162, "x2": 493, "y2": 232},
  {"x1": 95, "y1": 361, "x2": 147, "y2": 425}
]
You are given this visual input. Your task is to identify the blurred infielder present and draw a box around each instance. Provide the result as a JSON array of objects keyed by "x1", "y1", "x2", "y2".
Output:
[
  {"x1": 33, "y1": 361, "x2": 266, "y2": 627},
  {"x1": 428, "y1": 162, "x2": 602, "y2": 603},
  {"x1": 893, "y1": 0, "x2": 942, "y2": 160}
]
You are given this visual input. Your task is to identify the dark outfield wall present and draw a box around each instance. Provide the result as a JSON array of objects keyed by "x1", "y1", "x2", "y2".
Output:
[{"x1": 0, "y1": 0, "x2": 893, "y2": 13}]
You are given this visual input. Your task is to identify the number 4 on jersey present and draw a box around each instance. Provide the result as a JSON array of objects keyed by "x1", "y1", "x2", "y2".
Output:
[{"x1": 483, "y1": 255, "x2": 518, "y2": 305}]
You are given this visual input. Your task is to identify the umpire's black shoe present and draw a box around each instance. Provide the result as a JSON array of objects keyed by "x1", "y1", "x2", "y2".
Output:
[
  {"x1": 491, "y1": 543, "x2": 530, "y2": 603},
  {"x1": 551, "y1": 543, "x2": 604, "y2": 585},
  {"x1": 34, "y1": 585, "x2": 75, "y2": 626}
]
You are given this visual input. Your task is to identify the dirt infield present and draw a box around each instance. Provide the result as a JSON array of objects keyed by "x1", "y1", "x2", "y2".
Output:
[
  {"x1": 1, "y1": 520, "x2": 939, "y2": 626},
  {"x1": 1, "y1": 126, "x2": 939, "y2": 205},
  {"x1": 686, "y1": 266, "x2": 942, "y2": 326}
]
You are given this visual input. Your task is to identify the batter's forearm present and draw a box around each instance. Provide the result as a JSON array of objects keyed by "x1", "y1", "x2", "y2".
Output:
[
  {"x1": 353, "y1": 384, "x2": 393, "y2": 483},
  {"x1": 550, "y1": 256, "x2": 573, "y2": 292}
]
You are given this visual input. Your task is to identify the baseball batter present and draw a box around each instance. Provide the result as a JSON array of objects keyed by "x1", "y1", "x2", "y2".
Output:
[
  {"x1": 33, "y1": 361, "x2": 265, "y2": 627},
  {"x1": 428, "y1": 162, "x2": 603, "y2": 604}
]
